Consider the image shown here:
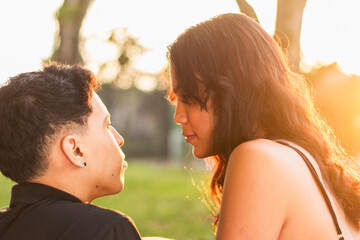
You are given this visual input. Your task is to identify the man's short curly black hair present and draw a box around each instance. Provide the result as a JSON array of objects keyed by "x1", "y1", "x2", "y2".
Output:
[{"x1": 0, "y1": 63, "x2": 99, "y2": 183}]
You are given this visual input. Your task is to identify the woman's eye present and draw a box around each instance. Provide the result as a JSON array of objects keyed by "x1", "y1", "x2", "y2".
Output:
[{"x1": 179, "y1": 98, "x2": 194, "y2": 105}]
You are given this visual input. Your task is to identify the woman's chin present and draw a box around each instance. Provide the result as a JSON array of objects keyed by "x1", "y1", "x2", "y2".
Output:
[{"x1": 192, "y1": 148, "x2": 211, "y2": 159}]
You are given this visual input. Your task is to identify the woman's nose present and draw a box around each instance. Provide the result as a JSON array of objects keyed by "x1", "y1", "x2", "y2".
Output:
[
  {"x1": 173, "y1": 102, "x2": 187, "y2": 125},
  {"x1": 110, "y1": 126, "x2": 124, "y2": 147}
]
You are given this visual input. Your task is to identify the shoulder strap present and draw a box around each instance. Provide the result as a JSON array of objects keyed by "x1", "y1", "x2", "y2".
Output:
[{"x1": 277, "y1": 141, "x2": 344, "y2": 240}]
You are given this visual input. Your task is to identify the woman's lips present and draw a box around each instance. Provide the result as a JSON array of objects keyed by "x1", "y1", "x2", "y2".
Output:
[{"x1": 185, "y1": 135, "x2": 196, "y2": 143}]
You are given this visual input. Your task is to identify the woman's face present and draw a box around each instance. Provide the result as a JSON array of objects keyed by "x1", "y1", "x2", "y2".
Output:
[{"x1": 170, "y1": 67, "x2": 215, "y2": 159}]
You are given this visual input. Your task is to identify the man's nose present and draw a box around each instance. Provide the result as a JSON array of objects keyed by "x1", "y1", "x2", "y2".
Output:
[{"x1": 110, "y1": 126, "x2": 124, "y2": 147}]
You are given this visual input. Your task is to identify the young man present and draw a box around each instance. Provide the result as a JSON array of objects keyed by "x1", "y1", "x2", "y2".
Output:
[{"x1": 0, "y1": 63, "x2": 142, "y2": 239}]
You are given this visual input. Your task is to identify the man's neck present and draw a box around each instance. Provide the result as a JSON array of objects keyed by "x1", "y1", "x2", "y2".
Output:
[{"x1": 28, "y1": 176, "x2": 92, "y2": 203}]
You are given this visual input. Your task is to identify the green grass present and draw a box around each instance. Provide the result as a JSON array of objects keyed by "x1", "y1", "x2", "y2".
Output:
[
  {"x1": 0, "y1": 161, "x2": 215, "y2": 240},
  {"x1": 0, "y1": 176, "x2": 14, "y2": 207}
]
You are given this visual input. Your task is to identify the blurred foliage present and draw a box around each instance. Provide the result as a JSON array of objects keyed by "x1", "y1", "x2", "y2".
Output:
[
  {"x1": 96, "y1": 28, "x2": 148, "y2": 89},
  {"x1": 57, "y1": 3, "x2": 81, "y2": 19},
  {"x1": 51, "y1": 0, "x2": 94, "y2": 64},
  {"x1": 98, "y1": 84, "x2": 170, "y2": 158},
  {"x1": 305, "y1": 63, "x2": 360, "y2": 155},
  {"x1": 236, "y1": 0, "x2": 259, "y2": 23},
  {"x1": 236, "y1": 0, "x2": 307, "y2": 72}
]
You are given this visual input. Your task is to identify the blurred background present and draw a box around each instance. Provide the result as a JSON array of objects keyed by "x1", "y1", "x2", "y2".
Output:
[{"x1": 1, "y1": 0, "x2": 360, "y2": 239}]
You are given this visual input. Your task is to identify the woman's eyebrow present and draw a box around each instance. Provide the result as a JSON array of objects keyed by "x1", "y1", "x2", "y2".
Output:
[{"x1": 172, "y1": 86, "x2": 179, "y2": 94}]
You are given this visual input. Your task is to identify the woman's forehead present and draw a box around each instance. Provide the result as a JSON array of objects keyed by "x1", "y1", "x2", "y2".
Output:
[{"x1": 169, "y1": 65, "x2": 181, "y2": 93}]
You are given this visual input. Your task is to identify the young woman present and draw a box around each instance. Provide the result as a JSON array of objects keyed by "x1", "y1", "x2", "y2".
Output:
[{"x1": 167, "y1": 13, "x2": 360, "y2": 239}]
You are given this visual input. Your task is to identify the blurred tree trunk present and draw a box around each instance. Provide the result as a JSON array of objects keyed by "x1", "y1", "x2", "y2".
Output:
[
  {"x1": 236, "y1": 0, "x2": 259, "y2": 23},
  {"x1": 51, "y1": 0, "x2": 94, "y2": 64},
  {"x1": 274, "y1": 0, "x2": 307, "y2": 72},
  {"x1": 235, "y1": 0, "x2": 307, "y2": 72}
]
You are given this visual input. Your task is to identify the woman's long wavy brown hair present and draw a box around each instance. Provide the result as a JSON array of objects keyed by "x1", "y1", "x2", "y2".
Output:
[{"x1": 166, "y1": 13, "x2": 360, "y2": 228}]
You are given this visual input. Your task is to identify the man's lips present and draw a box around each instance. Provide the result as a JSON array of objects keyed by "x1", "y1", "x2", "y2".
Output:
[{"x1": 122, "y1": 160, "x2": 128, "y2": 170}]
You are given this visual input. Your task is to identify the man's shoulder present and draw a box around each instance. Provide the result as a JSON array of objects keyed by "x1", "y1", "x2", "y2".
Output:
[
  {"x1": 52, "y1": 200, "x2": 130, "y2": 223},
  {"x1": 0, "y1": 201, "x2": 138, "y2": 239},
  {"x1": 0, "y1": 207, "x2": 9, "y2": 213},
  {"x1": 80, "y1": 202, "x2": 131, "y2": 223},
  {"x1": 44, "y1": 201, "x2": 139, "y2": 239}
]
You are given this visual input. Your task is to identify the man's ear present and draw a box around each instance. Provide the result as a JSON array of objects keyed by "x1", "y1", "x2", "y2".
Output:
[{"x1": 61, "y1": 135, "x2": 85, "y2": 168}]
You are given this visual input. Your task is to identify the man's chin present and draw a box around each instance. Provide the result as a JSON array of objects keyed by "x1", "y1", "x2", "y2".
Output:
[
  {"x1": 112, "y1": 181, "x2": 124, "y2": 194},
  {"x1": 102, "y1": 181, "x2": 124, "y2": 197}
]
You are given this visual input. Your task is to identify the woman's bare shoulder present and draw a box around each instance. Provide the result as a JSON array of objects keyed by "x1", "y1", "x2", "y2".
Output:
[
  {"x1": 228, "y1": 138, "x2": 296, "y2": 169},
  {"x1": 226, "y1": 138, "x2": 311, "y2": 194},
  {"x1": 217, "y1": 139, "x2": 300, "y2": 239},
  {"x1": 218, "y1": 139, "x2": 356, "y2": 239}
]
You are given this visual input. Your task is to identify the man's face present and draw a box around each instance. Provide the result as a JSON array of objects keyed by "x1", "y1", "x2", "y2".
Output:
[{"x1": 80, "y1": 92, "x2": 127, "y2": 199}]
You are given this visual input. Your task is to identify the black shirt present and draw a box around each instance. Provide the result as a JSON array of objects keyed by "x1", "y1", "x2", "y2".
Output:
[{"x1": 0, "y1": 182, "x2": 142, "y2": 240}]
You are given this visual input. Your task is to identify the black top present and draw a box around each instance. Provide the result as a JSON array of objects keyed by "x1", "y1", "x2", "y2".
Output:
[{"x1": 0, "y1": 182, "x2": 142, "y2": 240}]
